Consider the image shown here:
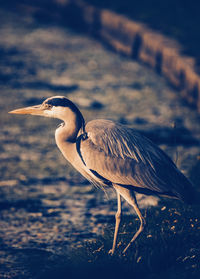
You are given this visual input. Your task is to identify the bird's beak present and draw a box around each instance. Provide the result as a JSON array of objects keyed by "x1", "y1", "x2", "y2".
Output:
[{"x1": 9, "y1": 105, "x2": 44, "y2": 116}]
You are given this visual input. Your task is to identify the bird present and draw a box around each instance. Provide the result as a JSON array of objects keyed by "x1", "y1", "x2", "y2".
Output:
[{"x1": 9, "y1": 95, "x2": 199, "y2": 254}]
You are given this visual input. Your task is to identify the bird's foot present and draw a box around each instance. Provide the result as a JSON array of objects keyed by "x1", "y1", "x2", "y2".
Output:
[
  {"x1": 122, "y1": 244, "x2": 130, "y2": 254},
  {"x1": 108, "y1": 248, "x2": 115, "y2": 255}
]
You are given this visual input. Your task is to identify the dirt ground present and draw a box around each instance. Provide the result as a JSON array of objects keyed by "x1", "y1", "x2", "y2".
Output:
[{"x1": 0, "y1": 3, "x2": 200, "y2": 279}]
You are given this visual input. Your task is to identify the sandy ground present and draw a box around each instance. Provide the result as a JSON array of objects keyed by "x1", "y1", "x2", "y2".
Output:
[{"x1": 0, "y1": 5, "x2": 200, "y2": 279}]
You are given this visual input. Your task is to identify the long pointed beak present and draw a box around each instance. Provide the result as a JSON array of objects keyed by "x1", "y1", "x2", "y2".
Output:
[{"x1": 9, "y1": 105, "x2": 44, "y2": 116}]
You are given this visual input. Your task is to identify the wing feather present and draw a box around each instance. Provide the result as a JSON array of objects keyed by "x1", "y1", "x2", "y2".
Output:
[{"x1": 80, "y1": 119, "x2": 192, "y2": 199}]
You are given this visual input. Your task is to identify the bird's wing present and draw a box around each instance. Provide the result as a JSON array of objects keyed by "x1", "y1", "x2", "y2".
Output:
[
  {"x1": 79, "y1": 119, "x2": 189, "y2": 196},
  {"x1": 79, "y1": 119, "x2": 192, "y2": 199}
]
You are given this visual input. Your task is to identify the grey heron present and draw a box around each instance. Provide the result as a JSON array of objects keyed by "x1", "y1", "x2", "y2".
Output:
[{"x1": 9, "y1": 96, "x2": 199, "y2": 254}]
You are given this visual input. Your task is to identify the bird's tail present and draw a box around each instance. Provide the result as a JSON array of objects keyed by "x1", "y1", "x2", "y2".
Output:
[{"x1": 172, "y1": 168, "x2": 200, "y2": 205}]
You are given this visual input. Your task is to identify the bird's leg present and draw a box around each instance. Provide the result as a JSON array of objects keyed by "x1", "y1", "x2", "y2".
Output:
[
  {"x1": 112, "y1": 185, "x2": 146, "y2": 254},
  {"x1": 122, "y1": 193, "x2": 146, "y2": 254},
  {"x1": 108, "y1": 191, "x2": 122, "y2": 255}
]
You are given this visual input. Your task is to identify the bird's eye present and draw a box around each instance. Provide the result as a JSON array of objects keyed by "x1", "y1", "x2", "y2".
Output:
[{"x1": 44, "y1": 104, "x2": 52, "y2": 109}]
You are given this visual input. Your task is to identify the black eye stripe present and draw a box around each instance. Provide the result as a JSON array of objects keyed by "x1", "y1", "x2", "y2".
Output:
[
  {"x1": 44, "y1": 98, "x2": 81, "y2": 116},
  {"x1": 46, "y1": 98, "x2": 71, "y2": 107}
]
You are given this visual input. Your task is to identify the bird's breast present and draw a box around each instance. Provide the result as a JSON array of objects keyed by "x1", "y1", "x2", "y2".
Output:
[{"x1": 55, "y1": 129, "x2": 104, "y2": 186}]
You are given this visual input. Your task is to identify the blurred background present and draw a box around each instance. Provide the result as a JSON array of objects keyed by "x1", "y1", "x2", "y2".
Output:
[
  {"x1": 0, "y1": 1, "x2": 200, "y2": 278},
  {"x1": 85, "y1": 0, "x2": 200, "y2": 69}
]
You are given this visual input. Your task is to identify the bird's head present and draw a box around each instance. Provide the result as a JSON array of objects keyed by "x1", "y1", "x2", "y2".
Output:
[
  {"x1": 10, "y1": 96, "x2": 79, "y2": 118},
  {"x1": 9, "y1": 96, "x2": 85, "y2": 128}
]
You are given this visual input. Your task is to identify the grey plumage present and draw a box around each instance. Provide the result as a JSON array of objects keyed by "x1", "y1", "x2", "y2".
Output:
[
  {"x1": 83, "y1": 119, "x2": 194, "y2": 202},
  {"x1": 9, "y1": 96, "x2": 199, "y2": 254}
]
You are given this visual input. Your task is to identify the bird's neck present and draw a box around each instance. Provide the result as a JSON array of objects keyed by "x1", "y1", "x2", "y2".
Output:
[
  {"x1": 54, "y1": 109, "x2": 85, "y2": 166},
  {"x1": 55, "y1": 116, "x2": 85, "y2": 172},
  {"x1": 56, "y1": 116, "x2": 83, "y2": 144}
]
